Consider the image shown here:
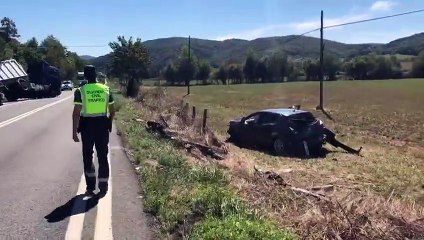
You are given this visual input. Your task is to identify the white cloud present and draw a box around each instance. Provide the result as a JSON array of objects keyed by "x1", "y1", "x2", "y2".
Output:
[{"x1": 370, "y1": 1, "x2": 397, "y2": 12}]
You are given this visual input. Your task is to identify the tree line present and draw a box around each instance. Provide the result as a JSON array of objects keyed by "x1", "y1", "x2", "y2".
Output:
[
  {"x1": 160, "y1": 49, "x2": 424, "y2": 86},
  {"x1": 0, "y1": 17, "x2": 86, "y2": 80}
]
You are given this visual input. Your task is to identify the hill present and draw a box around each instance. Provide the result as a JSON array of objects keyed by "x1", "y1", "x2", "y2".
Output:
[
  {"x1": 80, "y1": 55, "x2": 96, "y2": 61},
  {"x1": 89, "y1": 33, "x2": 423, "y2": 75},
  {"x1": 382, "y1": 33, "x2": 424, "y2": 55}
]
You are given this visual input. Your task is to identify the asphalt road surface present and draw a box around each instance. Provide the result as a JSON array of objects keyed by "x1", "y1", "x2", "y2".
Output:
[{"x1": 0, "y1": 91, "x2": 152, "y2": 240}]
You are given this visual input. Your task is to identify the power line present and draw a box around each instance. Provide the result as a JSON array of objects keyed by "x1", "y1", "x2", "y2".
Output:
[
  {"x1": 282, "y1": 8, "x2": 424, "y2": 45},
  {"x1": 324, "y1": 9, "x2": 424, "y2": 29},
  {"x1": 37, "y1": 45, "x2": 108, "y2": 49},
  {"x1": 280, "y1": 28, "x2": 320, "y2": 45},
  {"x1": 66, "y1": 45, "x2": 109, "y2": 48}
]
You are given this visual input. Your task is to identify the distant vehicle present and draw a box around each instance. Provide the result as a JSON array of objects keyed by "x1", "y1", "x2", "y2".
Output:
[
  {"x1": 61, "y1": 80, "x2": 74, "y2": 91},
  {"x1": 0, "y1": 59, "x2": 61, "y2": 102},
  {"x1": 77, "y1": 71, "x2": 87, "y2": 86},
  {"x1": 97, "y1": 72, "x2": 107, "y2": 84}
]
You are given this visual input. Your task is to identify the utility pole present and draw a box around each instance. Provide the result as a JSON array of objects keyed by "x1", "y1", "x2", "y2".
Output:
[
  {"x1": 319, "y1": 10, "x2": 324, "y2": 110},
  {"x1": 187, "y1": 35, "x2": 191, "y2": 95}
]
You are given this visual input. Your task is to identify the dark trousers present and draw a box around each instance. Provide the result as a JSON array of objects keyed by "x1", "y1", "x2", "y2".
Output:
[{"x1": 80, "y1": 117, "x2": 110, "y2": 191}]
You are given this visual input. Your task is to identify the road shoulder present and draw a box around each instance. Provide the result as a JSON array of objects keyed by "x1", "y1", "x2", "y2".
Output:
[{"x1": 109, "y1": 128, "x2": 157, "y2": 240}]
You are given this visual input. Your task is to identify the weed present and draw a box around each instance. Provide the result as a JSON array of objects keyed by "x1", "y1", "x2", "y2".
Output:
[{"x1": 190, "y1": 214, "x2": 295, "y2": 240}]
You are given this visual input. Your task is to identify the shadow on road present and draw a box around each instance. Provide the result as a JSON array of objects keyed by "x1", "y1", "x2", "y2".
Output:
[{"x1": 44, "y1": 194, "x2": 99, "y2": 223}]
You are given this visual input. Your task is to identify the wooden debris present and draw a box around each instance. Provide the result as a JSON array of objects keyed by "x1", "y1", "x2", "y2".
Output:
[
  {"x1": 254, "y1": 166, "x2": 289, "y2": 187},
  {"x1": 278, "y1": 168, "x2": 294, "y2": 174},
  {"x1": 159, "y1": 115, "x2": 169, "y2": 128},
  {"x1": 145, "y1": 120, "x2": 227, "y2": 160},
  {"x1": 254, "y1": 166, "x2": 331, "y2": 202},
  {"x1": 309, "y1": 185, "x2": 334, "y2": 192},
  {"x1": 290, "y1": 187, "x2": 330, "y2": 202}
]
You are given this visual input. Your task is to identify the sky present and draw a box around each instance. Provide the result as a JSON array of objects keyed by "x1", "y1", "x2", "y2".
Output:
[{"x1": 2, "y1": 0, "x2": 423, "y2": 56}]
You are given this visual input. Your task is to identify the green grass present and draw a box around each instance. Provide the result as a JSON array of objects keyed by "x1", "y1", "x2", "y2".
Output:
[
  {"x1": 190, "y1": 214, "x2": 293, "y2": 240},
  {"x1": 115, "y1": 100, "x2": 296, "y2": 239}
]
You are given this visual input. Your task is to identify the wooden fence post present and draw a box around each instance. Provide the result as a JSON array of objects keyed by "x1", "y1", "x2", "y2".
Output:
[
  {"x1": 202, "y1": 109, "x2": 208, "y2": 133},
  {"x1": 183, "y1": 102, "x2": 189, "y2": 123},
  {"x1": 192, "y1": 106, "x2": 196, "y2": 122}
]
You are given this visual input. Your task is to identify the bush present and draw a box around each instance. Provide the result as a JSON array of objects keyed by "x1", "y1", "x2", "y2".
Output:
[{"x1": 190, "y1": 214, "x2": 295, "y2": 240}]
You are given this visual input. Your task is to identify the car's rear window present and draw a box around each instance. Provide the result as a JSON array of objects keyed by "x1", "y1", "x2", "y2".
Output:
[
  {"x1": 288, "y1": 112, "x2": 316, "y2": 126},
  {"x1": 63, "y1": 81, "x2": 71, "y2": 84}
]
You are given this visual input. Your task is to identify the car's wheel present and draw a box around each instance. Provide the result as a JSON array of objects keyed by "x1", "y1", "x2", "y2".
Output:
[{"x1": 273, "y1": 138, "x2": 285, "y2": 156}]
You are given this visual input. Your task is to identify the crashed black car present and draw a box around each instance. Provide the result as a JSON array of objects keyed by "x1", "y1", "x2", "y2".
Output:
[{"x1": 227, "y1": 108, "x2": 361, "y2": 157}]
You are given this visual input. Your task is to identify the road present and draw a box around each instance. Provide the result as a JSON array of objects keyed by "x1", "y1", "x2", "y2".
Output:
[{"x1": 0, "y1": 91, "x2": 152, "y2": 239}]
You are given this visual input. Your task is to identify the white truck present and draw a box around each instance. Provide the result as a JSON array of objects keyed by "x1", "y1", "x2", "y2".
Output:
[{"x1": 0, "y1": 59, "x2": 61, "y2": 102}]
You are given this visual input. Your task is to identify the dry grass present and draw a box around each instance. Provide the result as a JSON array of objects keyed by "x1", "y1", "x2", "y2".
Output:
[
  {"x1": 236, "y1": 177, "x2": 424, "y2": 239},
  {"x1": 139, "y1": 80, "x2": 424, "y2": 239},
  {"x1": 165, "y1": 80, "x2": 424, "y2": 200},
  {"x1": 137, "y1": 87, "x2": 228, "y2": 155}
]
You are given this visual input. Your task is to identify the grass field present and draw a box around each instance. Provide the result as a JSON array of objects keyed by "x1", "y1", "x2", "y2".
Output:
[
  {"x1": 122, "y1": 79, "x2": 424, "y2": 238},
  {"x1": 164, "y1": 79, "x2": 424, "y2": 201}
]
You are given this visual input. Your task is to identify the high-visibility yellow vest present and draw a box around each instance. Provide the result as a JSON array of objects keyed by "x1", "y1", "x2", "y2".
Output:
[{"x1": 80, "y1": 83, "x2": 110, "y2": 117}]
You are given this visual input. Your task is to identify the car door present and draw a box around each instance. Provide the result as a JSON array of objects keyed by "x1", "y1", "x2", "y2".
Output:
[
  {"x1": 255, "y1": 113, "x2": 280, "y2": 147},
  {"x1": 239, "y1": 112, "x2": 262, "y2": 146}
]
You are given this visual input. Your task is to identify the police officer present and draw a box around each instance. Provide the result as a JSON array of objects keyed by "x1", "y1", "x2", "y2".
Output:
[{"x1": 72, "y1": 65, "x2": 115, "y2": 196}]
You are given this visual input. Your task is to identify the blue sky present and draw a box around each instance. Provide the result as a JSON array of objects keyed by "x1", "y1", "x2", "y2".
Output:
[{"x1": 2, "y1": 0, "x2": 423, "y2": 56}]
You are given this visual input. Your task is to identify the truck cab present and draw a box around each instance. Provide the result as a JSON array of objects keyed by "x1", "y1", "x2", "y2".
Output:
[{"x1": 77, "y1": 72, "x2": 87, "y2": 87}]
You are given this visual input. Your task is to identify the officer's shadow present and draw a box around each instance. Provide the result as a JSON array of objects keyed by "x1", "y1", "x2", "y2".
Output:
[{"x1": 44, "y1": 194, "x2": 100, "y2": 223}]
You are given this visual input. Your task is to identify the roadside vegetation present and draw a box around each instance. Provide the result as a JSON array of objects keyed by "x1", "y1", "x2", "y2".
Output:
[{"x1": 114, "y1": 93, "x2": 295, "y2": 239}]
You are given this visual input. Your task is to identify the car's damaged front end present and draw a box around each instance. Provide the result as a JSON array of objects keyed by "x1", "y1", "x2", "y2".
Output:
[{"x1": 285, "y1": 113, "x2": 327, "y2": 156}]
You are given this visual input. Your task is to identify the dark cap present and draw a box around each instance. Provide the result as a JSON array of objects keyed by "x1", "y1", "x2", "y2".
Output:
[{"x1": 84, "y1": 65, "x2": 97, "y2": 83}]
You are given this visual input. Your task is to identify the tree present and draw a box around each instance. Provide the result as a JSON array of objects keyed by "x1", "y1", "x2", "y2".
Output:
[
  {"x1": 109, "y1": 36, "x2": 151, "y2": 97},
  {"x1": 412, "y1": 51, "x2": 424, "y2": 78},
  {"x1": 255, "y1": 61, "x2": 268, "y2": 82},
  {"x1": 40, "y1": 35, "x2": 67, "y2": 69},
  {"x1": 227, "y1": 64, "x2": 243, "y2": 84},
  {"x1": 0, "y1": 17, "x2": 20, "y2": 41},
  {"x1": 369, "y1": 56, "x2": 393, "y2": 79},
  {"x1": 177, "y1": 58, "x2": 195, "y2": 85},
  {"x1": 62, "y1": 52, "x2": 87, "y2": 80},
  {"x1": 303, "y1": 60, "x2": 320, "y2": 81},
  {"x1": 267, "y1": 52, "x2": 288, "y2": 82},
  {"x1": 196, "y1": 61, "x2": 211, "y2": 85},
  {"x1": 26, "y1": 37, "x2": 38, "y2": 49},
  {"x1": 163, "y1": 64, "x2": 177, "y2": 85},
  {"x1": 287, "y1": 63, "x2": 300, "y2": 82},
  {"x1": 67, "y1": 51, "x2": 87, "y2": 73},
  {"x1": 344, "y1": 57, "x2": 373, "y2": 80},
  {"x1": 214, "y1": 66, "x2": 228, "y2": 85},
  {"x1": 243, "y1": 53, "x2": 257, "y2": 83},
  {"x1": 175, "y1": 46, "x2": 196, "y2": 85},
  {"x1": 324, "y1": 54, "x2": 341, "y2": 81}
]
